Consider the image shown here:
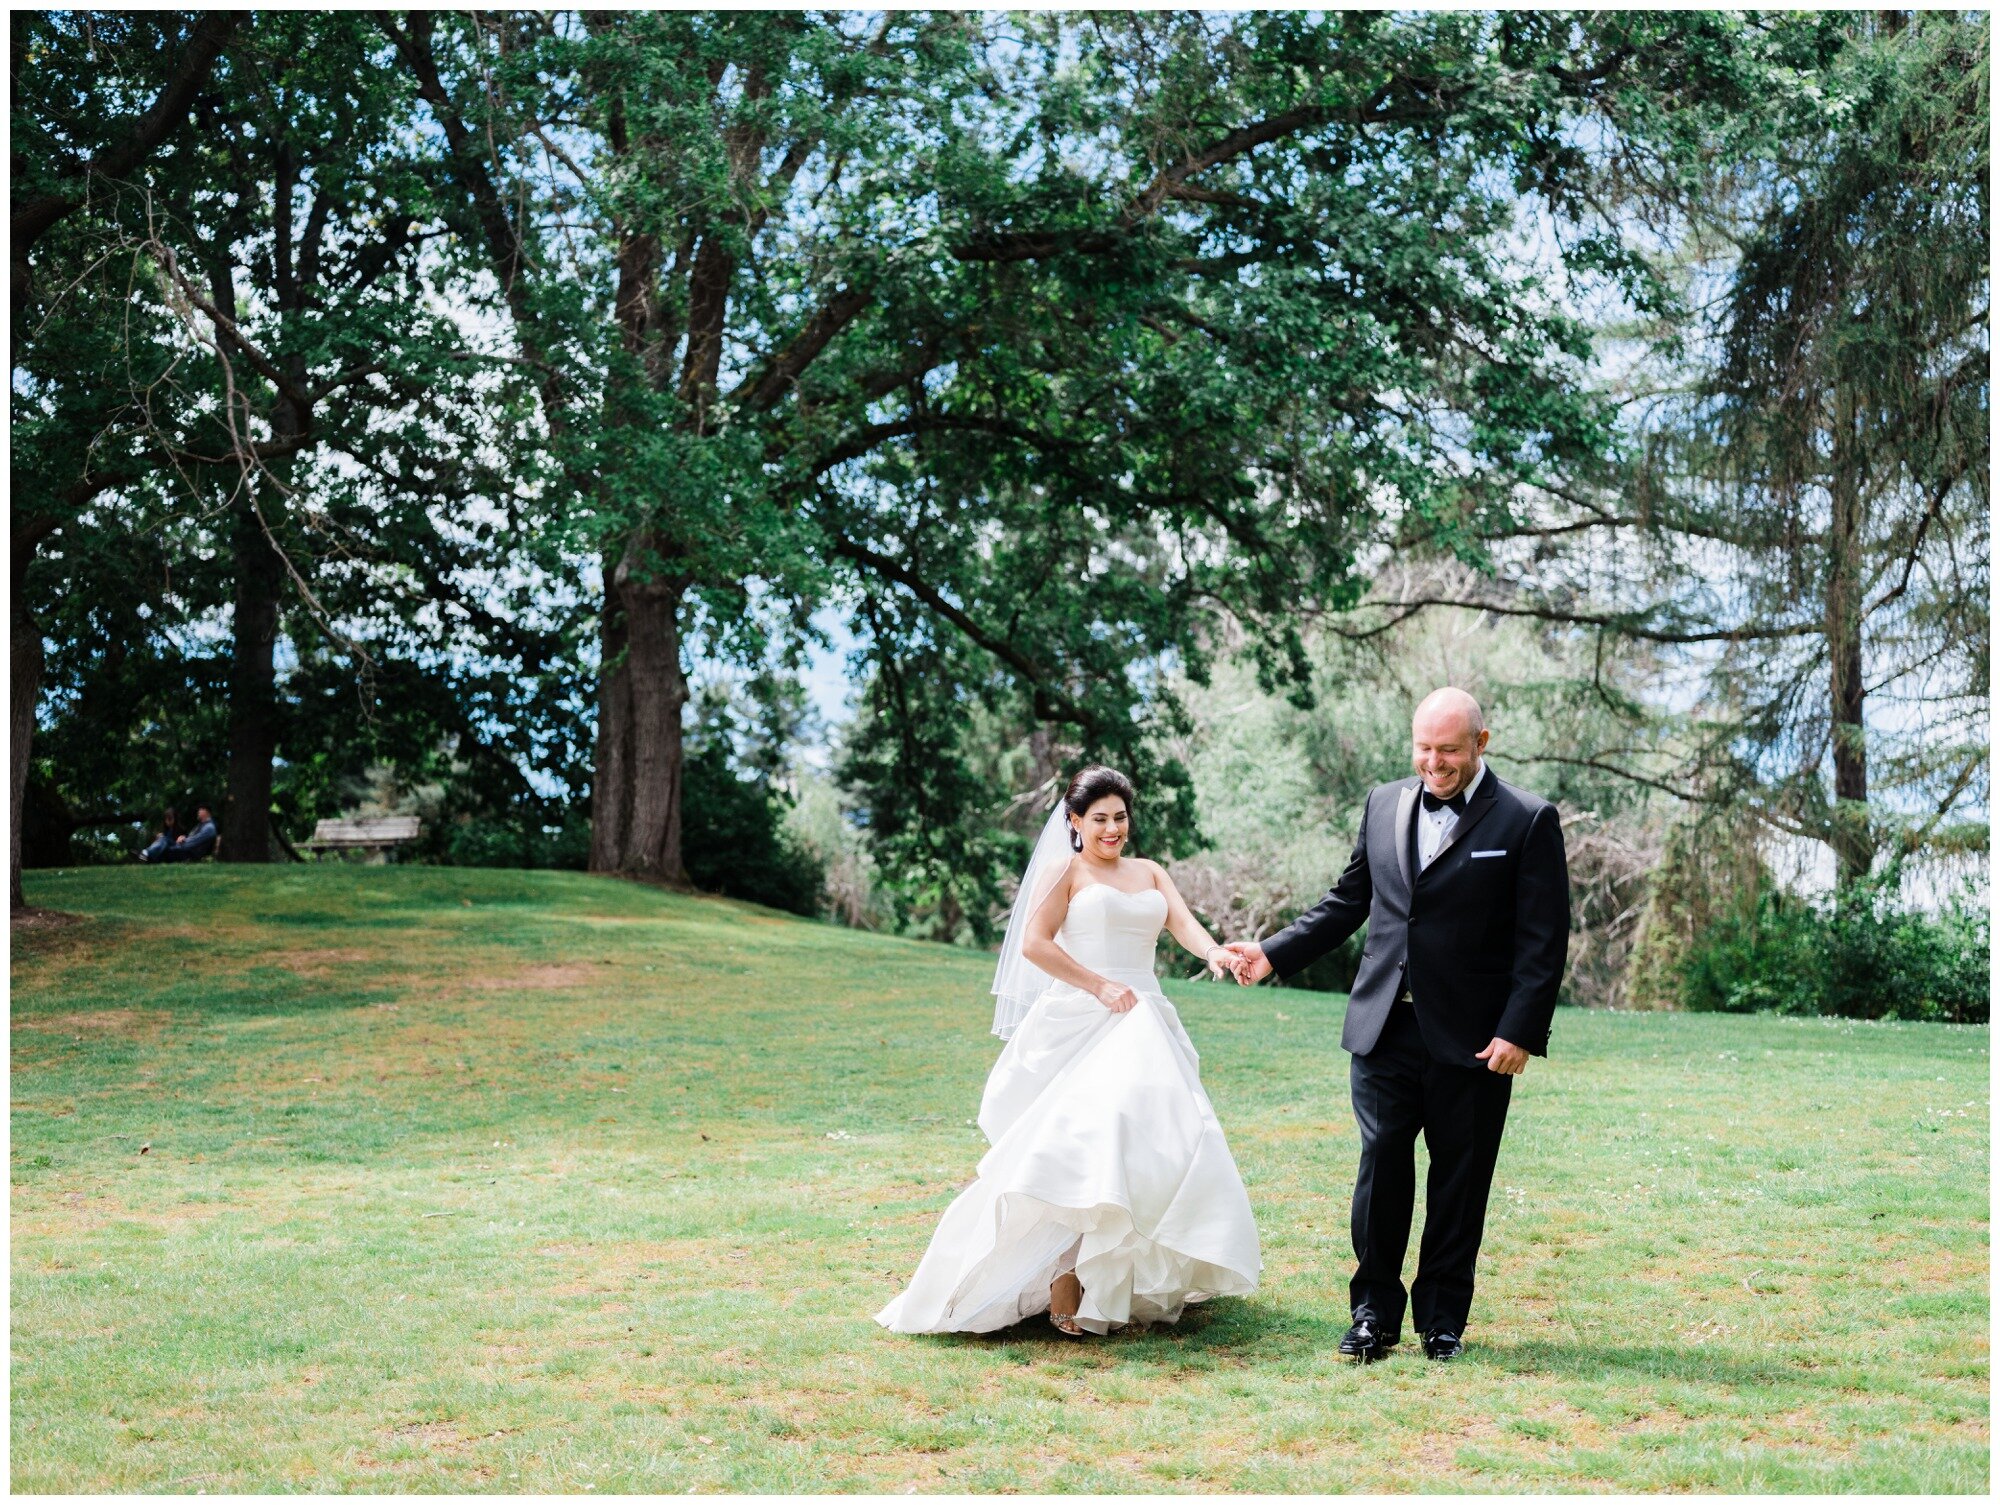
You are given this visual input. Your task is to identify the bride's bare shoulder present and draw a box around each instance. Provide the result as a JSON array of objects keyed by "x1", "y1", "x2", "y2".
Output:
[
  {"x1": 1133, "y1": 857, "x2": 1173, "y2": 889},
  {"x1": 1030, "y1": 857, "x2": 1085, "y2": 925}
]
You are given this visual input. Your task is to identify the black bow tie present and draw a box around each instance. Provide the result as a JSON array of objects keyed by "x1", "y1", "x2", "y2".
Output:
[{"x1": 1420, "y1": 787, "x2": 1467, "y2": 815}]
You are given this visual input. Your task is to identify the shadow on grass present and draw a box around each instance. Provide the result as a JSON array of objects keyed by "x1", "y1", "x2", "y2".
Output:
[
  {"x1": 11, "y1": 963, "x2": 401, "y2": 1024},
  {"x1": 910, "y1": 1303, "x2": 1824, "y2": 1393},
  {"x1": 14, "y1": 896, "x2": 405, "y2": 1025},
  {"x1": 1479, "y1": 1335, "x2": 1815, "y2": 1388},
  {"x1": 9, "y1": 907, "x2": 124, "y2": 959},
  {"x1": 911, "y1": 1296, "x2": 1354, "y2": 1359},
  {"x1": 1200, "y1": 1317, "x2": 1834, "y2": 1393}
]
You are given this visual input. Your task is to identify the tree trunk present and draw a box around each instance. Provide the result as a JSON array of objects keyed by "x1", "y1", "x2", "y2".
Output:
[
  {"x1": 1825, "y1": 386, "x2": 1874, "y2": 889},
  {"x1": 587, "y1": 217, "x2": 689, "y2": 883},
  {"x1": 20, "y1": 776, "x2": 75, "y2": 870},
  {"x1": 222, "y1": 495, "x2": 283, "y2": 862},
  {"x1": 10, "y1": 568, "x2": 42, "y2": 909},
  {"x1": 588, "y1": 554, "x2": 634, "y2": 872},
  {"x1": 588, "y1": 536, "x2": 690, "y2": 884}
]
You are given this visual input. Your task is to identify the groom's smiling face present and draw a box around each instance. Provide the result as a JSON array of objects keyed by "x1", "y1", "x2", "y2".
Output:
[{"x1": 1411, "y1": 700, "x2": 1489, "y2": 799}]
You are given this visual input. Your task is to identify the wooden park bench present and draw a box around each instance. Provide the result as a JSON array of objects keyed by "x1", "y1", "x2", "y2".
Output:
[{"x1": 298, "y1": 814, "x2": 422, "y2": 863}]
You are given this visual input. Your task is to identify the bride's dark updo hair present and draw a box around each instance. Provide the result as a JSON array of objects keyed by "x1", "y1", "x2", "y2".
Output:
[{"x1": 1064, "y1": 765, "x2": 1136, "y2": 852}]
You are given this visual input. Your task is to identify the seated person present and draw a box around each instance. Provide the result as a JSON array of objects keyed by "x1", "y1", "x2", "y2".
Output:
[
  {"x1": 161, "y1": 806, "x2": 218, "y2": 862},
  {"x1": 138, "y1": 808, "x2": 183, "y2": 863}
]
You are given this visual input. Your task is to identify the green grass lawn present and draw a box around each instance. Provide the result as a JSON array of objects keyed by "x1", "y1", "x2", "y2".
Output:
[{"x1": 10, "y1": 866, "x2": 1989, "y2": 1493}]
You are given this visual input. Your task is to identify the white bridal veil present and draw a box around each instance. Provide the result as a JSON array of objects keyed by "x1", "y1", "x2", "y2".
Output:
[{"x1": 989, "y1": 798, "x2": 1074, "y2": 1039}]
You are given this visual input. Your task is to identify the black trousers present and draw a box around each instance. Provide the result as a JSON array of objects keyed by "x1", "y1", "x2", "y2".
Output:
[{"x1": 1347, "y1": 996, "x2": 1513, "y2": 1339}]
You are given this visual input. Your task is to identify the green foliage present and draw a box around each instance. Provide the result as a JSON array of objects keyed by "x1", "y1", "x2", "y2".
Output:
[
  {"x1": 781, "y1": 764, "x2": 887, "y2": 931},
  {"x1": 14, "y1": 9, "x2": 581, "y2": 880},
  {"x1": 1163, "y1": 569, "x2": 1677, "y2": 1004},
  {"x1": 27, "y1": 635, "x2": 233, "y2": 861},
  {"x1": 15, "y1": 10, "x2": 1982, "y2": 941},
  {"x1": 833, "y1": 637, "x2": 1037, "y2": 945},
  {"x1": 1676, "y1": 872, "x2": 1989, "y2": 1025},
  {"x1": 29, "y1": 632, "x2": 576, "y2": 868},
  {"x1": 1625, "y1": 810, "x2": 1771, "y2": 1012},
  {"x1": 686, "y1": 669, "x2": 824, "y2": 786},
  {"x1": 440, "y1": 811, "x2": 592, "y2": 872},
  {"x1": 1476, "y1": 10, "x2": 1990, "y2": 886},
  {"x1": 393, "y1": 9, "x2": 1713, "y2": 886},
  {"x1": 680, "y1": 743, "x2": 824, "y2": 918}
]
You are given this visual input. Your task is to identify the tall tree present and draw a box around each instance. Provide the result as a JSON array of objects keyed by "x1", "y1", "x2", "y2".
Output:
[
  {"x1": 10, "y1": 10, "x2": 239, "y2": 907},
  {"x1": 15, "y1": 11, "x2": 563, "y2": 882},
  {"x1": 163, "y1": 11, "x2": 492, "y2": 859},
  {"x1": 392, "y1": 9, "x2": 1684, "y2": 889},
  {"x1": 1700, "y1": 10, "x2": 1988, "y2": 884},
  {"x1": 1378, "y1": 11, "x2": 1989, "y2": 891}
]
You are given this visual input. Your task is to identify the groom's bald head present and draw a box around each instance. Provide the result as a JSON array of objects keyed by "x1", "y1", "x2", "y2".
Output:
[
  {"x1": 1411, "y1": 687, "x2": 1488, "y2": 798},
  {"x1": 1414, "y1": 687, "x2": 1485, "y2": 738}
]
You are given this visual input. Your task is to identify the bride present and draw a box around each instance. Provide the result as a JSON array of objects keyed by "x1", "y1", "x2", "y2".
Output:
[{"x1": 875, "y1": 766, "x2": 1261, "y2": 1336}]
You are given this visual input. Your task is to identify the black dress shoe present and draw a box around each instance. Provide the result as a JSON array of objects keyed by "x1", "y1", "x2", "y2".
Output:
[
  {"x1": 1422, "y1": 1328, "x2": 1464, "y2": 1361},
  {"x1": 1339, "y1": 1318, "x2": 1398, "y2": 1362}
]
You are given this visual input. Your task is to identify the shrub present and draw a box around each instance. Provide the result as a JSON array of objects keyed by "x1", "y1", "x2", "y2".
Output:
[
  {"x1": 782, "y1": 767, "x2": 889, "y2": 930},
  {"x1": 1677, "y1": 872, "x2": 1988, "y2": 1024},
  {"x1": 443, "y1": 812, "x2": 591, "y2": 870},
  {"x1": 681, "y1": 743, "x2": 825, "y2": 917},
  {"x1": 1626, "y1": 812, "x2": 1772, "y2": 1011}
]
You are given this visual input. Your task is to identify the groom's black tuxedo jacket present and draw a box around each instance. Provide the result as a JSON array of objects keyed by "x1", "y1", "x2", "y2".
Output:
[{"x1": 1261, "y1": 769, "x2": 1570, "y2": 1067}]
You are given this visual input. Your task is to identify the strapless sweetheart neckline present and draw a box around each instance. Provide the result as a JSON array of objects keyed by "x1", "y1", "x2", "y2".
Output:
[{"x1": 1072, "y1": 884, "x2": 1167, "y2": 903}]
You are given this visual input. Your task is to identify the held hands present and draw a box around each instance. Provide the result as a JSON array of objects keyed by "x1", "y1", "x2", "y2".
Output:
[
  {"x1": 1218, "y1": 941, "x2": 1272, "y2": 986},
  {"x1": 1212, "y1": 938, "x2": 1529, "y2": 1072}
]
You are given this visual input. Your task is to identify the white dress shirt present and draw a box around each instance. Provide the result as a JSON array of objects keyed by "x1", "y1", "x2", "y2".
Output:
[{"x1": 1417, "y1": 761, "x2": 1485, "y2": 870}]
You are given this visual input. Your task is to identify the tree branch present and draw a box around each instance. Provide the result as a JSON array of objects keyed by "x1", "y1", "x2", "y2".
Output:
[
  {"x1": 379, "y1": 13, "x2": 539, "y2": 345},
  {"x1": 151, "y1": 237, "x2": 314, "y2": 415},
  {"x1": 730, "y1": 284, "x2": 872, "y2": 411},
  {"x1": 827, "y1": 533, "x2": 1097, "y2": 728},
  {"x1": 951, "y1": 69, "x2": 1498, "y2": 267},
  {"x1": 807, "y1": 411, "x2": 1080, "y2": 477},
  {"x1": 1340, "y1": 592, "x2": 1828, "y2": 645},
  {"x1": 1123, "y1": 104, "x2": 1334, "y2": 223},
  {"x1": 12, "y1": 12, "x2": 241, "y2": 267},
  {"x1": 1862, "y1": 463, "x2": 1964, "y2": 617},
  {"x1": 1503, "y1": 752, "x2": 1816, "y2": 839}
]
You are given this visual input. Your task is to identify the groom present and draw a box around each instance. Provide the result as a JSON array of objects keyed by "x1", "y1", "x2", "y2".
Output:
[{"x1": 1222, "y1": 687, "x2": 1569, "y2": 1363}]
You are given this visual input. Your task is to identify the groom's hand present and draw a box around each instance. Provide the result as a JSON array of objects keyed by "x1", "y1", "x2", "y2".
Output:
[
  {"x1": 1219, "y1": 941, "x2": 1272, "y2": 986},
  {"x1": 1475, "y1": 1037, "x2": 1529, "y2": 1075}
]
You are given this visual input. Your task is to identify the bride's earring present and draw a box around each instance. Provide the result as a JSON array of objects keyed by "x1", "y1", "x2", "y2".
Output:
[{"x1": 1069, "y1": 821, "x2": 1083, "y2": 853}]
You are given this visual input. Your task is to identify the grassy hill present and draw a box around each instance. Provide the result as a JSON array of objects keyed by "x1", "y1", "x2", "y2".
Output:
[{"x1": 10, "y1": 866, "x2": 1989, "y2": 1493}]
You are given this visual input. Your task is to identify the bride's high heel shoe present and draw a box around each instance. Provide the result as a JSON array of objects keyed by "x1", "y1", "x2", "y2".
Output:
[{"x1": 1049, "y1": 1270, "x2": 1085, "y2": 1336}]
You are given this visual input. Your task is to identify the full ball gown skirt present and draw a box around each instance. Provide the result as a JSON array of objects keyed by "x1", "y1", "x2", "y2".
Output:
[{"x1": 875, "y1": 885, "x2": 1261, "y2": 1334}]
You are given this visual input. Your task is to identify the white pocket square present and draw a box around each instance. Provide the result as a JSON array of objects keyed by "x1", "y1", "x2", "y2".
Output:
[{"x1": 1470, "y1": 849, "x2": 1506, "y2": 858}]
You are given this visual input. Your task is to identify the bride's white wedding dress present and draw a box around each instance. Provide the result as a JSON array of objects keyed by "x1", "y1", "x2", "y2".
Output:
[{"x1": 875, "y1": 883, "x2": 1261, "y2": 1335}]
